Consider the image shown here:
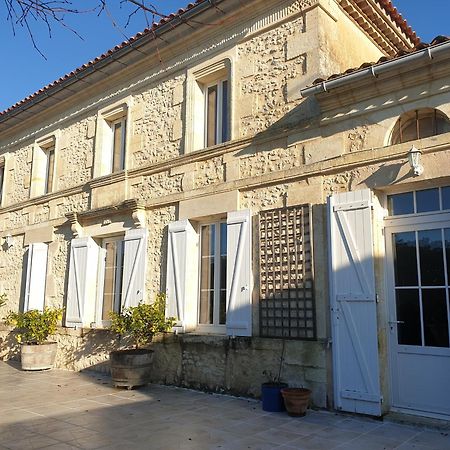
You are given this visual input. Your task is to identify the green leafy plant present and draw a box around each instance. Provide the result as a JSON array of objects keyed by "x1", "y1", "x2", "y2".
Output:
[
  {"x1": 5, "y1": 307, "x2": 63, "y2": 345},
  {"x1": 109, "y1": 293, "x2": 175, "y2": 349}
]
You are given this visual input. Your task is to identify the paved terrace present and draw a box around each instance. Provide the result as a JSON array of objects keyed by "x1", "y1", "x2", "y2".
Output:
[{"x1": 0, "y1": 362, "x2": 449, "y2": 450}]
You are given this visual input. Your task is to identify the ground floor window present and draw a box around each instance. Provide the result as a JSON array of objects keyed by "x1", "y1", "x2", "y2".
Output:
[
  {"x1": 101, "y1": 236, "x2": 125, "y2": 321},
  {"x1": 198, "y1": 222, "x2": 227, "y2": 329}
]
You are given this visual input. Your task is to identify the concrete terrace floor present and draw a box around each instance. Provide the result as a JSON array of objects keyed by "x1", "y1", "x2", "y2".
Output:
[{"x1": 0, "y1": 362, "x2": 449, "y2": 450}]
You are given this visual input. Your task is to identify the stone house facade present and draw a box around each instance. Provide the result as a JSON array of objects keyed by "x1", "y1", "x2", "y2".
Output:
[{"x1": 0, "y1": 0, "x2": 449, "y2": 420}]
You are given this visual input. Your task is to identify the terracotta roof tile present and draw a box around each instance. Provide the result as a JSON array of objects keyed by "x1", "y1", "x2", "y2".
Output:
[
  {"x1": 312, "y1": 35, "x2": 450, "y2": 86},
  {"x1": 1, "y1": 0, "x2": 417, "y2": 118}
]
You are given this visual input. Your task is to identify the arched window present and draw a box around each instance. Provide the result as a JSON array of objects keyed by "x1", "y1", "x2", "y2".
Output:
[{"x1": 391, "y1": 108, "x2": 450, "y2": 145}]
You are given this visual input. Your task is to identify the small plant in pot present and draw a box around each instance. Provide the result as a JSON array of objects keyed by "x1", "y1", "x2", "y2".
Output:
[
  {"x1": 261, "y1": 340, "x2": 288, "y2": 412},
  {"x1": 109, "y1": 293, "x2": 175, "y2": 389},
  {"x1": 5, "y1": 307, "x2": 63, "y2": 371}
]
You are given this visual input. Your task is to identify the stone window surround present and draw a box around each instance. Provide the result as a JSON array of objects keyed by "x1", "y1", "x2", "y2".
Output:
[
  {"x1": 93, "y1": 97, "x2": 133, "y2": 178},
  {"x1": 185, "y1": 50, "x2": 236, "y2": 154},
  {"x1": 30, "y1": 132, "x2": 59, "y2": 199}
]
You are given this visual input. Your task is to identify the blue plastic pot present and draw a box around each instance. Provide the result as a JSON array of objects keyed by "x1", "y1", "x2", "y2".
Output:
[{"x1": 261, "y1": 382, "x2": 288, "y2": 412}]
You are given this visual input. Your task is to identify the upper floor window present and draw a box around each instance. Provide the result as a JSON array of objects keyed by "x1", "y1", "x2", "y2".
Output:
[
  {"x1": 0, "y1": 162, "x2": 5, "y2": 206},
  {"x1": 188, "y1": 58, "x2": 231, "y2": 152},
  {"x1": 94, "y1": 102, "x2": 129, "y2": 177},
  {"x1": 205, "y1": 79, "x2": 229, "y2": 147},
  {"x1": 110, "y1": 117, "x2": 126, "y2": 173},
  {"x1": 31, "y1": 135, "x2": 56, "y2": 198},
  {"x1": 391, "y1": 108, "x2": 450, "y2": 145}
]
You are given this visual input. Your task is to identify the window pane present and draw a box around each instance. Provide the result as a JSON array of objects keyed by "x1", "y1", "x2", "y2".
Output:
[
  {"x1": 103, "y1": 242, "x2": 117, "y2": 320},
  {"x1": 199, "y1": 225, "x2": 215, "y2": 325},
  {"x1": 45, "y1": 148, "x2": 55, "y2": 194},
  {"x1": 388, "y1": 192, "x2": 414, "y2": 215},
  {"x1": 418, "y1": 229, "x2": 445, "y2": 286},
  {"x1": 206, "y1": 85, "x2": 217, "y2": 147},
  {"x1": 396, "y1": 289, "x2": 422, "y2": 345},
  {"x1": 422, "y1": 289, "x2": 449, "y2": 348},
  {"x1": 401, "y1": 121, "x2": 419, "y2": 143},
  {"x1": 112, "y1": 120, "x2": 125, "y2": 172},
  {"x1": 393, "y1": 232, "x2": 418, "y2": 286},
  {"x1": 219, "y1": 290, "x2": 226, "y2": 325},
  {"x1": 442, "y1": 186, "x2": 450, "y2": 210},
  {"x1": 445, "y1": 228, "x2": 450, "y2": 283},
  {"x1": 416, "y1": 188, "x2": 440, "y2": 213},
  {"x1": 221, "y1": 80, "x2": 228, "y2": 143},
  {"x1": 0, "y1": 165, "x2": 4, "y2": 201},
  {"x1": 418, "y1": 115, "x2": 434, "y2": 139}
]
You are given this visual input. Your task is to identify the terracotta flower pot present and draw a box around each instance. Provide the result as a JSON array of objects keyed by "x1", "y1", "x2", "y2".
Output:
[{"x1": 281, "y1": 387, "x2": 311, "y2": 417}]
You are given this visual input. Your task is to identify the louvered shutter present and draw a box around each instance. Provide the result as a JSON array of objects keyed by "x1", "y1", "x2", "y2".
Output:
[
  {"x1": 328, "y1": 189, "x2": 382, "y2": 416},
  {"x1": 24, "y1": 243, "x2": 48, "y2": 312},
  {"x1": 121, "y1": 228, "x2": 147, "y2": 309},
  {"x1": 66, "y1": 237, "x2": 99, "y2": 327},
  {"x1": 226, "y1": 209, "x2": 252, "y2": 337},
  {"x1": 166, "y1": 220, "x2": 198, "y2": 333}
]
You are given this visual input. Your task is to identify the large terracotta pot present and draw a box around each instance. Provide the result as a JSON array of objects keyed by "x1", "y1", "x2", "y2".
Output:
[
  {"x1": 21, "y1": 342, "x2": 57, "y2": 371},
  {"x1": 110, "y1": 348, "x2": 154, "y2": 389},
  {"x1": 281, "y1": 387, "x2": 311, "y2": 417}
]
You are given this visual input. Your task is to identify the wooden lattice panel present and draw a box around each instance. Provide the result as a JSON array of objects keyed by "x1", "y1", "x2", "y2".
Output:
[{"x1": 259, "y1": 205, "x2": 316, "y2": 339}]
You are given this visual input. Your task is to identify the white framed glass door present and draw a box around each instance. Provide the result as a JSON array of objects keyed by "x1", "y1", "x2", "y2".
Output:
[{"x1": 385, "y1": 209, "x2": 450, "y2": 419}]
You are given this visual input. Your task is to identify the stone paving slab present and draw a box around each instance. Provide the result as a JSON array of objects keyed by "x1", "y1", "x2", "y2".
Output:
[{"x1": 0, "y1": 361, "x2": 449, "y2": 449}]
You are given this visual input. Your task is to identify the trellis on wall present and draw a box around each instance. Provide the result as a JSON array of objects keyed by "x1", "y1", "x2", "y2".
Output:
[{"x1": 259, "y1": 204, "x2": 316, "y2": 339}]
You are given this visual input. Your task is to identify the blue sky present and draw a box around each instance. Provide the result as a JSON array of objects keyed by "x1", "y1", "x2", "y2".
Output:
[{"x1": 0, "y1": 0, "x2": 448, "y2": 112}]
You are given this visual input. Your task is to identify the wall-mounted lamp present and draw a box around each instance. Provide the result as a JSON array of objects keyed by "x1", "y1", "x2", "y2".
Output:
[
  {"x1": 408, "y1": 145, "x2": 424, "y2": 176},
  {"x1": 3, "y1": 235, "x2": 13, "y2": 249}
]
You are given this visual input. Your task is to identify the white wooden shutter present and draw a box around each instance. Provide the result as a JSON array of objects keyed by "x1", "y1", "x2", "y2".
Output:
[
  {"x1": 226, "y1": 209, "x2": 252, "y2": 337},
  {"x1": 66, "y1": 237, "x2": 99, "y2": 327},
  {"x1": 121, "y1": 228, "x2": 147, "y2": 309},
  {"x1": 328, "y1": 189, "x2": 382, "y2": 416},
  {"x1": 24, "y1": 243, "x2": 48, "y2": 312},
  {"x1": 166, "y1": 220, "x2": 198, "y2": 333}
]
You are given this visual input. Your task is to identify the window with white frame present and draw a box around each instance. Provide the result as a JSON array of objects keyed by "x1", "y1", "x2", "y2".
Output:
[
  {"x1": 94, "y1": 105, "x2": 128, "y2": 177},
  {"x1": 31, "y1": 136, "x2": 56, "y2": 198},
  {"x1": 188, "y1": 59, "x2": 231, "y2": 152},
  {"x1": 166, "y1": 210, "x2": 252, "y2": 336},
  {"x1": 24, "y1": 243, "x2": 49, "y2": 312},
  {"x1": 204, "y1": 79, "x2": 229, "y2": 148},
  {"x1": 65, "y1": 228, "x2": 147, "y2": 328},
  {"x1": 100, "y1": 236, "x2": 125, "y2": 322},
  {"x1": 198, "y1": 221, "x2": 227, "y2": 330}
]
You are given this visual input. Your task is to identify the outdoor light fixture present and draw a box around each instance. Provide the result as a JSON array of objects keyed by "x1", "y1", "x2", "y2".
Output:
[
  {"x1": 3, "y1": 235, "x2": 13, "y2": 249},
  {"x1": 408, "y1": 145, "x2": 424, "y2": 176}
]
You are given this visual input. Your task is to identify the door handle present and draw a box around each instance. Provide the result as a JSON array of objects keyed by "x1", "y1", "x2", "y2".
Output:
[{"x1": 389, "y1": 320, "x2": 405, "y2": 325}]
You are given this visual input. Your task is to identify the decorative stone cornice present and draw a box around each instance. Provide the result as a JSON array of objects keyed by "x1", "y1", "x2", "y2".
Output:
[
  {"x1": 65, "y1": 198, "x2": 146, "y2": 236},
  {"x1": 339, "y1": 0, "x2": 416, "y2": 56}
]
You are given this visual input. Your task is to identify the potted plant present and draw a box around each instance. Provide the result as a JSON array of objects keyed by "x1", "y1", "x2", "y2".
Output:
[
  {"x1": 109, "y1": 293, "x2": 175, "y2": 389},
  {"x1": 5, "y1": 307, "x2": 63, "y2": 370},
  {"x1": 261, "y1": 340, "x2": 288, "y2": 412}
]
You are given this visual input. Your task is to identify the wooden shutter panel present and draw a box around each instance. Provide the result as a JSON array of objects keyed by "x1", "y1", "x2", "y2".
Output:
[
  {"x1": 166, "y1": 220, "x2": 198, "y2": 333},
  {"x1": 328, "y1": 189, "x2": 382, "y2": 416},
  {"x1": 66, "y1": 237, "x2": 99, "y2": 327},
  {"x1": 226, "y1": 209, "x2": 252, "y2": 337},
  {"x1": 24, "y1": 243, "x2": 48, "y2": 312},
  {"x1": 121, "y1": 228, "x2": 147, "y2": 309}
]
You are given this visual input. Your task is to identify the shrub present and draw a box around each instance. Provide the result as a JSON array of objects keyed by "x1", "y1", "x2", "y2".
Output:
[
  {"x1": 109, "y1": 293, "x2": 175, "y2": 349},
  {"x1": 5, "y1": 307, "x2": 63, "y2": 345}
]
